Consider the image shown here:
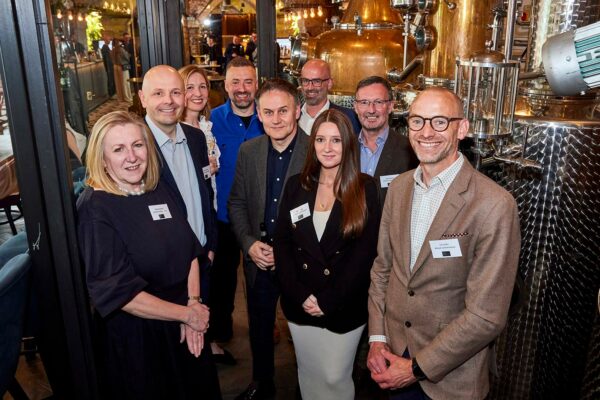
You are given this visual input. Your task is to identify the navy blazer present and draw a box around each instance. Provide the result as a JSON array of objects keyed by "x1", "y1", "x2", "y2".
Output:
[
  {"x1": 330, "y1": 102, "x2": 362, "y2": 136},
  {"x1": 274, "y1": 174, "x2": 381, "y2": 333},
  {"x1": 152, "y1": 123, "x2": 217, "y2": 256}
]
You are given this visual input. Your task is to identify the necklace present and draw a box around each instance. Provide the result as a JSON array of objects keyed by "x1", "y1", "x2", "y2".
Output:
[{"x1": 119, "y1": 180, "x2": 146, "y2": 196}]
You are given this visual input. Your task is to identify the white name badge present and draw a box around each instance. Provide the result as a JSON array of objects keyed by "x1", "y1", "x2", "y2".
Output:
[
  {"x1": 202, "y1": 165, "x2": 211, "y2": 180},
  {"x1": 380, "y1": 174, "x2": 399, "y2": 188},
  {"x1": 148, "y1": 204, "x2": 173, "y2": 221},
  {"x1": 429, "y1": 238, "x2": 462, "y2": 259},
  {"x1": 290, "y1": 203, "x2": 311, "y2": 224}
]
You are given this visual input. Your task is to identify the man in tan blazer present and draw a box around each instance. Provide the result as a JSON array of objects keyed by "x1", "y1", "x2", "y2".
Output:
[{"x1": 367, "y1": 87, "x2": 520, "y2": 400}]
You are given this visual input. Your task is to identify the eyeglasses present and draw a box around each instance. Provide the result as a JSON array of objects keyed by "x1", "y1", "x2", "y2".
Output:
[
  {"x1": 354, "y1": 99, "x2": 391, "y2": 110},
  {"x1": 299, "y1": 78, "x2": 330, "y2": 87},
  {"x1": 407, "y1": 115, "x2": 463, "y2": 132}
]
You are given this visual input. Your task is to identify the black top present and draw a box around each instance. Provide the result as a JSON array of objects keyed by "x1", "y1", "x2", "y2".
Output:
[
  {"x1": 264, "y1": 135, "x2": 297, "y2": 241},
  {"x1": 274, "y1": 174, "x2": 381, "y2": 333},
  {"x1": 77, "y1": 183, "x2": 201, "y2": 316},
  {"x1": 77, "y1": 183, "x2": 222, "y2": 399}
]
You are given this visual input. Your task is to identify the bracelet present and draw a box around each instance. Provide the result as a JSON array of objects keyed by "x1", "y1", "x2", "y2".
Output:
[{"x1": 188, "y1": 295, "x2": 202, "y2": 303}]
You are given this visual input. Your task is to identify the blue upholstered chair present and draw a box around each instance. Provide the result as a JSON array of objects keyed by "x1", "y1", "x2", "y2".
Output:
[{"x1": 0, "y1": 253, "x2": 32, "y2": 398}]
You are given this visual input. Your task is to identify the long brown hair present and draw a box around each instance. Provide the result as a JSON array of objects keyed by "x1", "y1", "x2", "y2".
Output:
[
  {"x1": 178, "y1": 65, "x2": 211, "y2": 121},
  {"x1": 300, "y1": 109, "x2": 367, "y2": 237}
]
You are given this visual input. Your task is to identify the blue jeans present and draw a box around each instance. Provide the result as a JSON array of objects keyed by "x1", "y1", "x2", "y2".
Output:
[{"x1": 246, "y1": 268, "x2": 280, "y2": 383}]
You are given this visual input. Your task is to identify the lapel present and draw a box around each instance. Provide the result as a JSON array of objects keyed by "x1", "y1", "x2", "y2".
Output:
[
  {"x1": 408, "y1": 161, "x2": 473, "y2": 279},
  {"x1": 294, "y1": 184, "x2": 341, "y2": 266},
  {"x1": 254, "y1": 136, "x2": 269, "y2": 223},
  {"x1": 284, "y1": 130, "x2": 308, "y2": 186},
  {"x1": 373, "y1": 128, "x2": 398, "y2": 179}
]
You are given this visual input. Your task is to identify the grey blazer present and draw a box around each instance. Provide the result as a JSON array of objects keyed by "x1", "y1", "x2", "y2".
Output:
[
  {"x1": 372, "y1": 127, "x2": 418, "y2": 209},
  {"x1": 228, "y1": 130, "x2": 309, "y2": 286}
]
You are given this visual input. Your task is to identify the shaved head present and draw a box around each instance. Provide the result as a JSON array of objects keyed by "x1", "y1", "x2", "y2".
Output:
[
  {"x1": 139, "y1": 65, "x2": 185, "y2": 136},
  {"x1": 410, "y1": 87, "x2": 464, "y2": 118}
]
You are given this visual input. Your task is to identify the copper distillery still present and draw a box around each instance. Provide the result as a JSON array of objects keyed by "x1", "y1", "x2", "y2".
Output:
[{"x1": 289, "y1": 0, "x2": 419, "y2": 96}]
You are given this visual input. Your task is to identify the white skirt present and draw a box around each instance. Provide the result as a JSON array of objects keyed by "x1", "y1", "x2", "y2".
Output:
[{"x1": 288, "y1": 321, "x2": 365, "y2": 400}]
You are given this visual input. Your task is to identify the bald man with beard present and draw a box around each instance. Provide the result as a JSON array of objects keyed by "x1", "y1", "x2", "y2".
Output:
[{"x1": 298, "y1": 59, "x2": 361, "y2": 136}]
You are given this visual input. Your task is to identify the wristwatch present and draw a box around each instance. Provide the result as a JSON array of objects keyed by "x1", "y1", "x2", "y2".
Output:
[{"x1": 411, "y1": 358, "x2": 428, "y2": 381}]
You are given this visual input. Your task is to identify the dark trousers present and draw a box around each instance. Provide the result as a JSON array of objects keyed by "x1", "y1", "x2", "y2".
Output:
[
  {"x1": 389, "y1": 349, "x2": 430, "y2": 400},
  {"x1": 246, "y1": 268, "x2": 280, "y2": 383},
  {"x1": 207, "y1": 221, "x2": 240, "y2": 342}
]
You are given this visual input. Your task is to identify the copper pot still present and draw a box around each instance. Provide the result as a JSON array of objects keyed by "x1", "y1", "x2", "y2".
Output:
[
  {"x1": 419, "y1": 0, "x2": 496, "y2": 82},
  {"x1": 290, "y1": 0, "x2": 419, "y2": 96}
]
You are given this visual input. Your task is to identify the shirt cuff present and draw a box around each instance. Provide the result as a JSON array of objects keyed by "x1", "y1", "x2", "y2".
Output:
[{"x1": 368, "y1": 335, "x2": 388, "y2": 343}]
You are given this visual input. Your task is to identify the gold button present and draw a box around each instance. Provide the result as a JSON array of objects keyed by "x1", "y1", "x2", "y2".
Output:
[
  {"x1": 302, "y1": 263, "x2": 308, "y2": 270},
  {"x1": 323, "y1": 268, "x2": 330, "y2": 276},
  {"x1": 292, "y1": 223, "x2": 297, "y2": 229}
]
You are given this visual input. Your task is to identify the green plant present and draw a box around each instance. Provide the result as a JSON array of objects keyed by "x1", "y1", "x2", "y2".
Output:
[{"x1": 85, "y1": 11, "x2": 103, "y2": 49}]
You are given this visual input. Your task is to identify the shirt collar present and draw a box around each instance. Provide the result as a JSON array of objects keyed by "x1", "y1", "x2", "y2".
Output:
[
  {"x1": 301, "y1": 99, "x2": 330, "y2": 118},
  {"x1": 413, "y1": 153, "x2": 464, "y2": 190},
  {"x1": 358, "y1": 126, "x2": 389, "y2": 148},
  {"x1": 225, "y1": 99, "x2": 257, "y2": 120},
  {"x1": 268, "y1": 131, "x2": 298, "y2": 155},
  {"x1": 146, "y1": 115, "x2": 186, "y2": 147}
]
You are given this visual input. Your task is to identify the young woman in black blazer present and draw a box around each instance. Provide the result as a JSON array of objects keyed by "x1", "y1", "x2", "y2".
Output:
[{"x1": 274, "y1": 109, "x2": 381, "y2": 400}]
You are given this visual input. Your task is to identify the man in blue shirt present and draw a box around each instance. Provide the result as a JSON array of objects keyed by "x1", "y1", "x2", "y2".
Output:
[
  {"x1": 354, "y1": 76, "x2": 417, "y2": 209},
  {"x1": 209, "y1": 57, "x2": 264, "y2": 362}
]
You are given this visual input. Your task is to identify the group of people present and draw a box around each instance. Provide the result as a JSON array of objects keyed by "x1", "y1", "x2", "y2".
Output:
[
  {"x1": 76, "y1": 53, "x2": 521, "y2": 400},
  {"x1": 100, "y1": 31, "x2": 135, "y2": 102},
  {"x1": 204, "y1": 33, "x2": 258, "y2": 72}
]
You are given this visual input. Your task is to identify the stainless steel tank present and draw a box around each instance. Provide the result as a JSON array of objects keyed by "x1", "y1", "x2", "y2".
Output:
[{"x1": 487, "y1": 117, "x2": 600, "y2": 399}]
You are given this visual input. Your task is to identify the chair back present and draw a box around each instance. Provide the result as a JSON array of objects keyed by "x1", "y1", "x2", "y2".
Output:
[
  {"x1": 0, "y1": 253, "x2": 32, "y2": 395},
  {"x1": 0, "y1": 232, "x2": 28, "y2": 266}
]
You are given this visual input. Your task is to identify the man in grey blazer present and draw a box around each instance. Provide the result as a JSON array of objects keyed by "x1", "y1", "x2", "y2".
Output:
[
  {"x1": 367, "y1": 87, "x2": 520, "y2": 400},
  {"x1": 354, "y1": 76, "x2": 418, "y2": 209},
  {"x1": 229, "y1": 79, "x2": 309, "y2": 400}
]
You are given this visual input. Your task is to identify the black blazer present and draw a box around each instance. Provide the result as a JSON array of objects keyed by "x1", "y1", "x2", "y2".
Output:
[
  {"x1": 274, "y1": 174, "x2": 381, "y2": 333},
  {"x1": 152, "y1": 122, "x2": 217, "y2": 256},
  {"x1": 373, "y1": 127, "x2": 418, "y2": 209}
]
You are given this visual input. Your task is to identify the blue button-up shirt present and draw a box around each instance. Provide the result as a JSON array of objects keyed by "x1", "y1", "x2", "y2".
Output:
[
  {"x1": 211, "y1": 100, "x2": 264, "y2": 222},
  {"x1": 264, "y1": 135, "x2": 297, "y2": 241},
  {"x1": 359, "y1": 127, "x2": 389, "y2": 176},
  {"x1": 147, "y1": 117, "x2": 207, "y2": 246}
]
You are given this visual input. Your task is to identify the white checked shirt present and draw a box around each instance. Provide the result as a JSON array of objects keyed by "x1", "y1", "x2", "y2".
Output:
[{"x1": 410, "y1": 154, "x2": 464, "y2": 270}]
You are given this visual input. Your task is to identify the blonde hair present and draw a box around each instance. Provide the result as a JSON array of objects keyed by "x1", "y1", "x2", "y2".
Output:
[
  {"x1": 86, "y1": 111, "x2": 160, "y2": 195},
  {"x1": 178, "y1": 65, "x2": 211, "y2": 121}
]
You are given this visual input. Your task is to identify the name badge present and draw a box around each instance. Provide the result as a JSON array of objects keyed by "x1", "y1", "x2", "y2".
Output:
[
  {"x1": 429, "y1": 239, "x2": 462, "y2": 258},
  {"x1": 290, "y1": 203, "x2": 311, "y2": 224},
  {"x1": 380, "y1": 174, "x2": 399, "y2": 188},
  {"x1": 148, "y1": 204, "x2": 172, "y2": 221},
  {"x1": 202, "y1": 165, "x2": 211, "y2": 180}
]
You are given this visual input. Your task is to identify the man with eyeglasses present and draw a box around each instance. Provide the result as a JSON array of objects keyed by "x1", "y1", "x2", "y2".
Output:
[
  {"x1": 354, "y1": 76, "x2": 417, "y2": 209},
  {"x1": 367, "y1": 87, "x2": 520, "y2": 400},
  {"x1": 298, "y1": 59, "x2": 361, "y2": 135}
]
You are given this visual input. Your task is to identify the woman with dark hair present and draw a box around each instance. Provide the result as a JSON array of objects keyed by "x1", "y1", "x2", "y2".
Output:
[{"x1": 274, "y1": 108, "x2": 381, "y2": 399}]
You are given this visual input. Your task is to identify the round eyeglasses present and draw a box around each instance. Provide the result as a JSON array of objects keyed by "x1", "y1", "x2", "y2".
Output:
[{"x1": 407, "y1": 115, "x2": 463, "y2": 132}]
